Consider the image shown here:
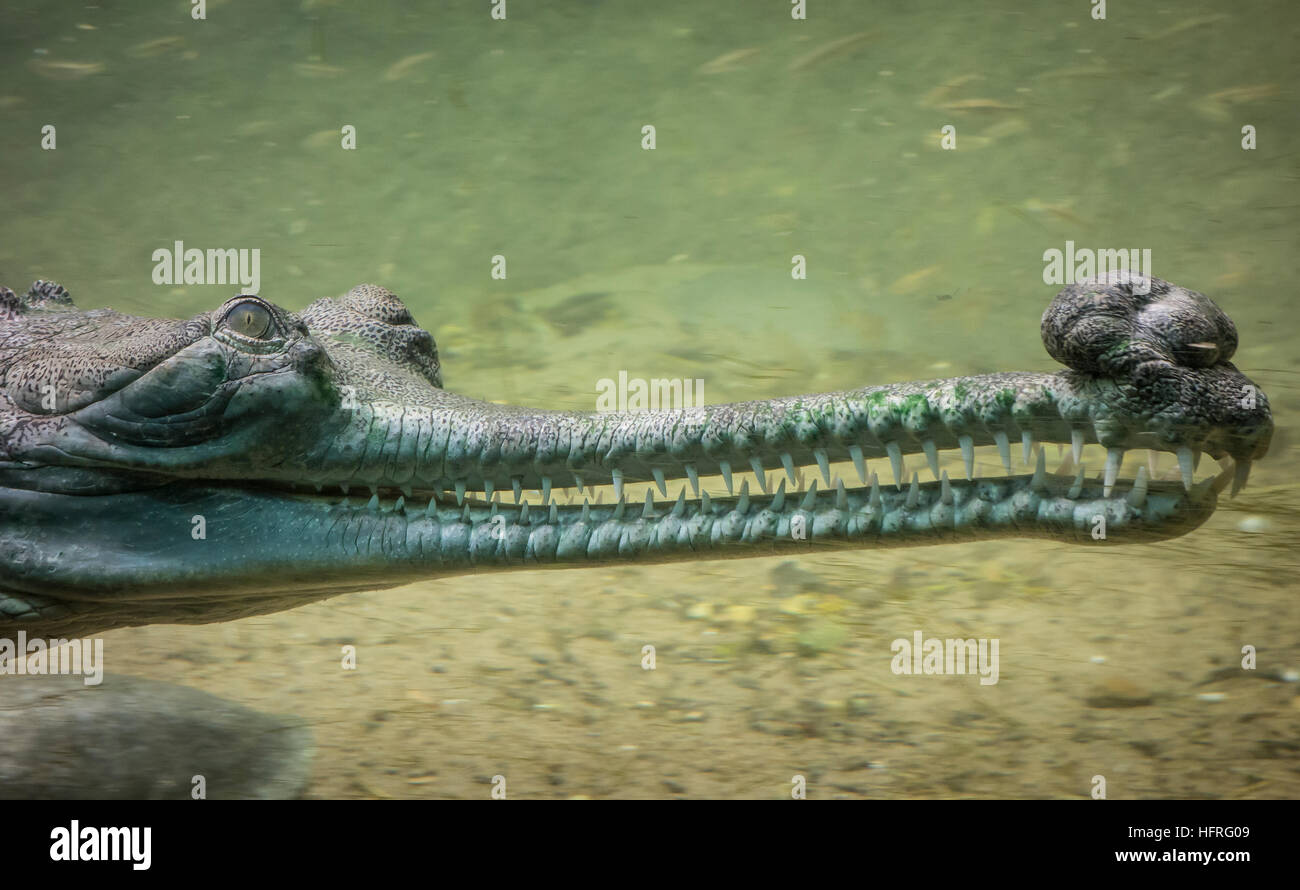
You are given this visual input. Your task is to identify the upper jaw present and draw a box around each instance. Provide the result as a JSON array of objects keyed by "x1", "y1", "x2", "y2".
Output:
[{"x1": 259, "y1": 359, "x2": 1268, "y2": 508}]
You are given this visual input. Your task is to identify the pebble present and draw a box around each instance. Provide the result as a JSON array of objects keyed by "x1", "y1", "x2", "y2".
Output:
[
  {"x1": 1084, "y1": 676, "x2": 1154, "y2": 708},
  {"x1": 1236, "y1": 516, "x2": 1271, "y2": 533},
  {"x1": 722, "y1": 604, "x2": 757, "y2": 624}
]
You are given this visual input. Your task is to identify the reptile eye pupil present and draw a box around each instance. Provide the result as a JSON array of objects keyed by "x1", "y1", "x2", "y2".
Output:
[{"x1": 225, "y1": 301, "x2": 272, "y2": 339}]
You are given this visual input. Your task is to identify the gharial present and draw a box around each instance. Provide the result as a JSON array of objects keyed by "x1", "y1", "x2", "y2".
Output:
[{"x1": 0, "y1": 271, "x2": 1273, "y2": 638}]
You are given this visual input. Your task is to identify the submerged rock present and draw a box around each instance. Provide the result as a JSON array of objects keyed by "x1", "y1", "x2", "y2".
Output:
[{"x1": 0, "y1": 674, "x2": 313, "y2": 799}]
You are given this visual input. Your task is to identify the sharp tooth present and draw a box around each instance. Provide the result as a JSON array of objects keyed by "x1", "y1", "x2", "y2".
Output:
[
  {"x1": 1103, "y1": 448, "x2": 1123, "y2": 497},
  {"x1": 512, "y1": 478, "x2": 522, "y2": 503},
  {"x1": 394, "y1": 495, "x2": 406, "y2": 513},
  {"x1": 1071, "y1": 429, "x2": 1084, "y2": 465},
  {"x1": 612, "y1": 468, "x2": 624, "y2": 502},
  {"x1": 461, "y1": 503, "x2": 472, "y2": 522},
  {"x1": 367, "y1": 493, "x2": 380, "y2": 511},
  {"x1": 869, "y1": 472, "x2": 882, "y2": 511},
  {"x1": 369, "y1": 485, "x2": 378, "y2": 496},
  {"x1": 1021, "y1": 430, "x2": 1033, "y2": 465},
  {"x1": 1127, "y1": 465, "x2": 1148, "y2": 507},
  {"x1": 581, "y1": 501, "x2": 591, "y2": 522},
  {"x1": 835, "y1": 478, "x2": 848, "y2": 510},
  {"x1": 1231, "y1": 459, "x2": 1251, "y2": 497},
  {"x1": 542, "y1": 475, "x2": 552, "y2": 504},
  {"x1": 849, "y1": 444, "x2": 868, "y2": 483},
  {"x1": 612, "y1": 495, "x2": 626, "y2": 520},
  {"x1": 574, "y1": 474, "x2": 584, "y2": 494},
  {"x1": 339, "y1": 484, "x2": 349, "y2": 495},
  {"x1": 922, "y1": 438, "x2": 940, "y2": 479},
  {"x1": 549, "y1": 501, "x2": 558, "y2": 523},
  {"x1": 737, "y1": 480, "x2": 750, "y2": 514},
  {"x1": 671, "y1": 489, "x2": 686, "y2": 517},
  {"x1": 401, "y1": 485, "x2": 412, "y2": 498},
  {"x1": 958, "y1": 435, "x2": 974, "y2": 480},
  {"x1": 652, "y1": 467, "x2": 667, "y2": 497},
  {"x1": 1067, "y1": 464, "x2": 1085, "y2": 500},
  {"x1": 642, "y1": 490, "x2": 655, "y2": 519},
  {"x1": 484, "y1": 480, "x2": 494, "y2": 500},
  {"x1": 1176, "y1": 447, "x2": 1196, "y2": 492},
  {"x1": 426, "y1": 497, "x2": 438, "y2": 517},
  {"x1": 994, "y1": 430, "x2": 1012, "y2": 474},
  {"x1": 1031, "y1": 447, "x2": 1048, "y2": 493},
  {"x1": 749, "y1": 457, "x2": 769, "y2": 493},
  {"x1": 799, "y1": 480, "x2": 819, "y2": 511},
  {"x1": 886, "y1": 441, "x2": 905, "y2": 489},
  {"x1": 905, "y1": 472, "x2": 919, "y2": 509},
  {"x1": 685, "y1": 464, "x2": 700, "y2": 496},
  {"x1": 814, "y1": 448, "x2": 832, "y2": 486},
  {"x1": 719, "y1": 460, "x2": 734, "y2": 494},
  {"x1": 520, "y1": 501, "x2": 530, "y2": 522},
  {"x1": 490, "y1": 498, "x2": 499, "y2": 517},
  {"x1": 701, "y1": 491, "x2": 712, "y2": 513},
  {"x1": 455, "y1": 481, "x2": 466, "y2": 505},
  {"x1": 940, "y1": 470, "x2": 953, "y2": 505},
  {"x1": 771, "y1": 479, "x2": 787, "y2": 512},
  {"x1": 781, "y1": 452, "x2": 797, "y2": 485}
]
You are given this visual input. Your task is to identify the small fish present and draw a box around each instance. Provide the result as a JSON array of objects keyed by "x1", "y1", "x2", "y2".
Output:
[
  {"x1": 294, "y1": 61, "x2": 346, "y2": 78},
  {"x1": 697, "y1": 47, "x2": 759, "y2": 75},
  {"x1": 542, "y1": 291, "x2": 617, "y2": 337},
  {"x1": 920, "y1": 73, "x2": 983, "y2": 107},
  {"x1": 1148, "y1": 13, "x2": 1231, "y2": 41},
  {"x1": 1195, "y1": 83, "x2": 1279, "y2": 121},
  {"x1": 788, "y1": 31, "x2": 877, "y2": 72},
  {"x1": 890, "y1": 266, "x2": 940, "y2": 294},
  {"x1": 384, "y1": 51, "x2": 435, "y2": 81},
  {"x1": 936, "y1": 98, "x2": 1021, "y2": 112},
  {"x1": 126, "y1": 35, "x2": 184, "y2": 59},
  {"x1": 27, "y1": 59, "x2": 104, "y2": 80},
  {"x1": 1205, "y1": 83, "x2": 1279, "y2": 104}
]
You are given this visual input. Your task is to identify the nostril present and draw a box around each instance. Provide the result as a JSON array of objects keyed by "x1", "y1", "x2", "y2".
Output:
[
  {"x1": 1043, "y1": 274, "x2": 1238, "y2": 376},
  {"x1": 1179, "y1": 341, "x2": 1221, "y2": 367}
]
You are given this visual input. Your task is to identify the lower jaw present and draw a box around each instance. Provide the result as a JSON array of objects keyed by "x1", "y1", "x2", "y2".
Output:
[
  {"x1": 0, "y1": 448, "x2": 1224, "y2": 636},
  {"x1": 317, "y1": 467, "x2": 1220, "y2": 570}
]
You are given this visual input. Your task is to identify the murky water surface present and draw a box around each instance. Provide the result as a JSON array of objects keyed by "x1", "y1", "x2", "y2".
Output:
[{"x1": 1, "y1": 1, "x2": 1297, "y2": 798}]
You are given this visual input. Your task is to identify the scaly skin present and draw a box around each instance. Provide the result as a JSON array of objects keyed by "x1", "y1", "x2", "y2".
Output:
[{"x1": 0, "y1": 272, "x2": 1273, "y2": 636}]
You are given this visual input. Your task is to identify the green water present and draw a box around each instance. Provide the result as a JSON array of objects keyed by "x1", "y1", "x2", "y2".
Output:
[{"x1": 2, "y1": 0, "x2": 1297, "y2": 798}]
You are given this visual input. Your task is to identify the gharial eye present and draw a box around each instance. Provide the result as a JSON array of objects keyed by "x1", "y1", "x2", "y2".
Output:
[{"x1": 223, "y1": 299, "x2": 273, "y2": 339}]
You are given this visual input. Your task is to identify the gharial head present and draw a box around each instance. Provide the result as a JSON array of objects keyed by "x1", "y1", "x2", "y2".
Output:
[{"x1": 0, "y1": 273, "x2": 1274, "y2": 636}]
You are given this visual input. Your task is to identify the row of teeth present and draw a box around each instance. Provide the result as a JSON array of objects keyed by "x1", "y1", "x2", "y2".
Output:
[{"x1": 306, "y1": 441, "x2": 1247, "y2": 514}]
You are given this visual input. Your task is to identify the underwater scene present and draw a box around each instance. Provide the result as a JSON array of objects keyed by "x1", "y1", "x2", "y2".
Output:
[{"x1": 0, "y1": 0, "x2": 1297, "y2": 801}]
